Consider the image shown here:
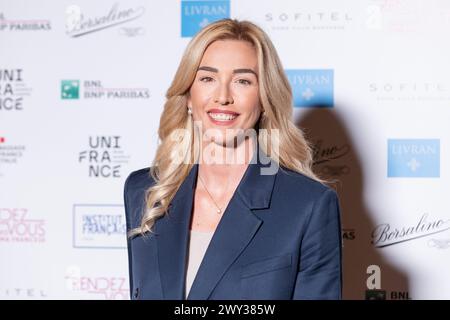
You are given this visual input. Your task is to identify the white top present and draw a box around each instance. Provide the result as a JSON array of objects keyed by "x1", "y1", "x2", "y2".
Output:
[{"x1": 185, "y1": 230, "x2": 214, "y2": 298}]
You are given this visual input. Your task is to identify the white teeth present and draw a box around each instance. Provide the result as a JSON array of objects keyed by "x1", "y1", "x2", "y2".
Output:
[{"x1": 208, "y1": 112, "x2": 237, "y2": 121}]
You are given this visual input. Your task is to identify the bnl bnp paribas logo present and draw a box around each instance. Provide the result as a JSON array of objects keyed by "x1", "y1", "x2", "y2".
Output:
[
  {"x1": 285, "y1": 69, "x2": 334, "y2": 108},
  {"x1": 61, "y1": 80, "x2": 150, "y2": 100},
  {"x1": 181, "y1": 0, "x2": 230, "y2": 37},
  {"x1": 388, "y1": 139, "x2": 440, "y2": 178}
]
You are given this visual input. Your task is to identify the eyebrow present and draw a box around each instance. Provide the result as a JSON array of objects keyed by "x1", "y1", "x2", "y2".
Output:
[{"x1": 197, "y1": 66, "x2": 258, "y2": 77}]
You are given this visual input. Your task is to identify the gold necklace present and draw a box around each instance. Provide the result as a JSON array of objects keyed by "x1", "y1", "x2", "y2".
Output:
[{"x1": 198, "y1": 174, "x2": 230, "y2": 214}]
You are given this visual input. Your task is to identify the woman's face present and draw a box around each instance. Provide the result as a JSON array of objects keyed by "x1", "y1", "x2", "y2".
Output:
[{"x1": 188, "y1": 39, "x2": 262, "y2": 146}]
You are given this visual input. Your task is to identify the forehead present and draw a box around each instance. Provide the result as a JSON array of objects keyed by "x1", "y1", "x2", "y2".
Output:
[{"x1": 199, "y1": 40, "x2": 257, "y2": 68}]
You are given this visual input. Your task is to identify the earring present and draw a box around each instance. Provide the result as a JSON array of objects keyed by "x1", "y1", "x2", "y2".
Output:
[{"x1": 187, "y1": 108, "x2": 192, "y2": 115}]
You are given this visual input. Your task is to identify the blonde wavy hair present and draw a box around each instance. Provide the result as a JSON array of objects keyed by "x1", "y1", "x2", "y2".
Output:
[{"x1": 129, "y1": 19, "x2": 323, "y2": 237}]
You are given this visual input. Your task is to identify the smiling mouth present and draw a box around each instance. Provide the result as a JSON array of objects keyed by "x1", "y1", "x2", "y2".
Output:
[{"x1": 207, "y1": 111, "x2": 239, "y2": 121}]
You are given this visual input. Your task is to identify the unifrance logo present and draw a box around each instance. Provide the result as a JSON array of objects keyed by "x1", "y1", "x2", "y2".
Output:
[
  {"x1": 181, "y1": 0, "x2": 230, "y2": 37},
  {"x1": 0, "y1": 69, "x2": 32, "y2": 111},
  {"x1": 285, "y1": 69, "x2": 334, "y2": 107},
  {"x1": 73, "y1": 204, "x2": 126, "y2": 249},
  {"x1": 78, "y1": 136, "x2": 130, "y2": 178},
  {"x1": 65, "y1": 3, "x2": 145, "y2": 37},
  {"x1": 0, "y1": 12, "x2": 51, "y2": 31},
  {"x1": 61, "y1": 80, "x2": 150, "y2": 100},
  {"x1": 65, "y1": 266, "x2": 129, "y2": 299},
  {"x1": 387, "y1": 139, "x2": 440, "y2": 178},
  {"x1": 0, "y1": 208, "x2": 46, "y2": 243}
]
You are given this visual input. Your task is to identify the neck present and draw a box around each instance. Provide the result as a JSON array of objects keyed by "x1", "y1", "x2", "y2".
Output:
[{"x1": 198, "y1": 136, "x2": 256, "y2": 186}]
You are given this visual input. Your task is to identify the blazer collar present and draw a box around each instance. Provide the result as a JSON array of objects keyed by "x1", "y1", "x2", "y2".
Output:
[{"x1": 155, "y1": 144, "x2": 278, "y2": 300}]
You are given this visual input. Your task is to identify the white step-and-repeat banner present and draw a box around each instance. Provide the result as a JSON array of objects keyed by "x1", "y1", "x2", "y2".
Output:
[{"x1": 1, "y1": 0, "x2": 449, "y2": 300}]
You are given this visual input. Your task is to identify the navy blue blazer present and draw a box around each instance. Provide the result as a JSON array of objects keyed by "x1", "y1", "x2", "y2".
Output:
[{"x1": 124, "y1": 151, "x2": 342, "y2": 300}]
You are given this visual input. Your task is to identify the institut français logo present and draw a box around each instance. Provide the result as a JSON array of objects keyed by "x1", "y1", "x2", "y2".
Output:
[
  {"x1": 73, "y1": 204, "x2": 126, "y2": 249},
  {"x1": 181, "y1": 0, "x2": 230, "y2": 37},
  {"x1": 387, "y1": 139, "x2": 440, "y2": 177},
  {"x1": 285, "y1": 69, "x2": 334, "y2": 108}
]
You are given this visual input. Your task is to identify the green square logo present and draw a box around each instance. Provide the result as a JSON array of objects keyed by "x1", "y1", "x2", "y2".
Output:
[{"x1": 61, "y1": 80, "x2": 80, "y2": 99}]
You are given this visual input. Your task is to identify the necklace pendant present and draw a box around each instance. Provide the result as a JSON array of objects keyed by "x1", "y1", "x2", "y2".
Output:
[{"x1": 217, "y1": 209, "x2": 221, "y2": 214}]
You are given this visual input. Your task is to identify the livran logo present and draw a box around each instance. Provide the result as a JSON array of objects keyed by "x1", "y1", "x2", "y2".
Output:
[
  {"x1": 73, "y1": 204, "x2": 126, "y2": 249},
  {"x1": 388, "y1": 139, "x2": 440, "y2": 177},
  {"x1": 285, "y1": 69, "x2": 334, "y2": 108},
  {"x1": 181, "y1": 0, "x2": 230, "y2": 37},
  {"x1": 61, "y1": 80, "x2": 79, "y2": 99}
]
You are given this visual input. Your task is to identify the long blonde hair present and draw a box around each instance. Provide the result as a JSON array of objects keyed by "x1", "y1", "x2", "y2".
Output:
[{"x1": 129, "y1": 19, "x2": 322, "y2": 237}]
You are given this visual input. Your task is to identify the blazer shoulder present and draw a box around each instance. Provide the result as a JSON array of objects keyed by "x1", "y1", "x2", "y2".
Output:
[
  {"x1": 123, "y1": 167, "x2": 156, "y2": 230},
  {"x1": 277, "y1": 166, "x2": 336, "y2": 200},
  {"x1": 124, "y1": 167, "x2": 155, "y2": 193}
]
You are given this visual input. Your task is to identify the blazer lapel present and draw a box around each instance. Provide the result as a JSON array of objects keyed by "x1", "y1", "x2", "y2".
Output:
[
  {"x1": 187, "y1": 149, "x2": 277, "y2": 300},
  {"x1": 155, "y1": 164, "x2": 198, "y2": 299}
]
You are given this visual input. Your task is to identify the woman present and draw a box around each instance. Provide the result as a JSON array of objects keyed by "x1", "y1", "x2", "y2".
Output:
[{"x1": 124, "y1": 19, "x2": 342, "y2": 300}]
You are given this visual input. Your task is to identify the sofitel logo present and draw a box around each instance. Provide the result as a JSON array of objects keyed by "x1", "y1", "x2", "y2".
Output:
[
  {"x1": 285, "y1": 69, "x2": 334, "y2": 108},
  {"x1": 369, "y1": 82, "x2": 450, "y2": 103},
  {"x1": 65, "y1": 3, "x2": 145, "y2": 37},
  {"x1": 73, "y1": 204, "x2": 126, "y2": 249},
  {"x1": 0, "y1": 208, "x2": 46, "y2": 243},
  {"x1": 372, "y1": 213, "x2": 450, "y2": 248},
  {"x1": 0, "y1": 12, "x2": 51, "y2": 31},
  {"x1": 1, "y1": 288, "x2": 47, "y2": 299},
  {"x1": 181, "y1": 0, "x2": 230, "y2": 37},
  {"x1": 61, "y1": 80, "x2": 150, "y2": 99},
  {"x1": 65, "y1": 266, "x2": 128, "y2": 299},
  {"x1": 264, "y1": 10, "x2": 353, "y2": 31},
  {"x1": 0, "y1": 69, "x2": 32, "y2": 111},
  {"x1": 388, "y1": 139, "x2": 440, "y2": 178}
]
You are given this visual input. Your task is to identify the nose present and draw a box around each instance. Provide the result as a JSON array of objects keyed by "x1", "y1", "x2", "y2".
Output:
[{"x1": 214, "y1": 82, "x2": 234, "y2": 105}]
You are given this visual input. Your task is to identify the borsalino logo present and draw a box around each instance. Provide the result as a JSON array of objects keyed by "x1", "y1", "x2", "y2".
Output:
[
  {"x1": 73, "y1": 204, "x2": 126, "y2": 249},
  {"x1": 371, "y1": 213, "x2": 450, "y2": 248},
  {"x1": 65, "y1": 3, "x2": 145, "y2": 37},
  {"x1": 181, "y1": 0, "x2": 230, "y2": 37},
  {"x1": 387, "y1": 139, "x2": 440, "y2": 178},
  {"x1": 285, "y1": 69, "x2": 334, "y2": 108}
]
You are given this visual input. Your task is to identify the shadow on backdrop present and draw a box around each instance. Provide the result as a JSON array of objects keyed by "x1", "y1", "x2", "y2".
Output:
[{"x1": 296, "y1": 106, "x2": 409, "y2": 300}]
